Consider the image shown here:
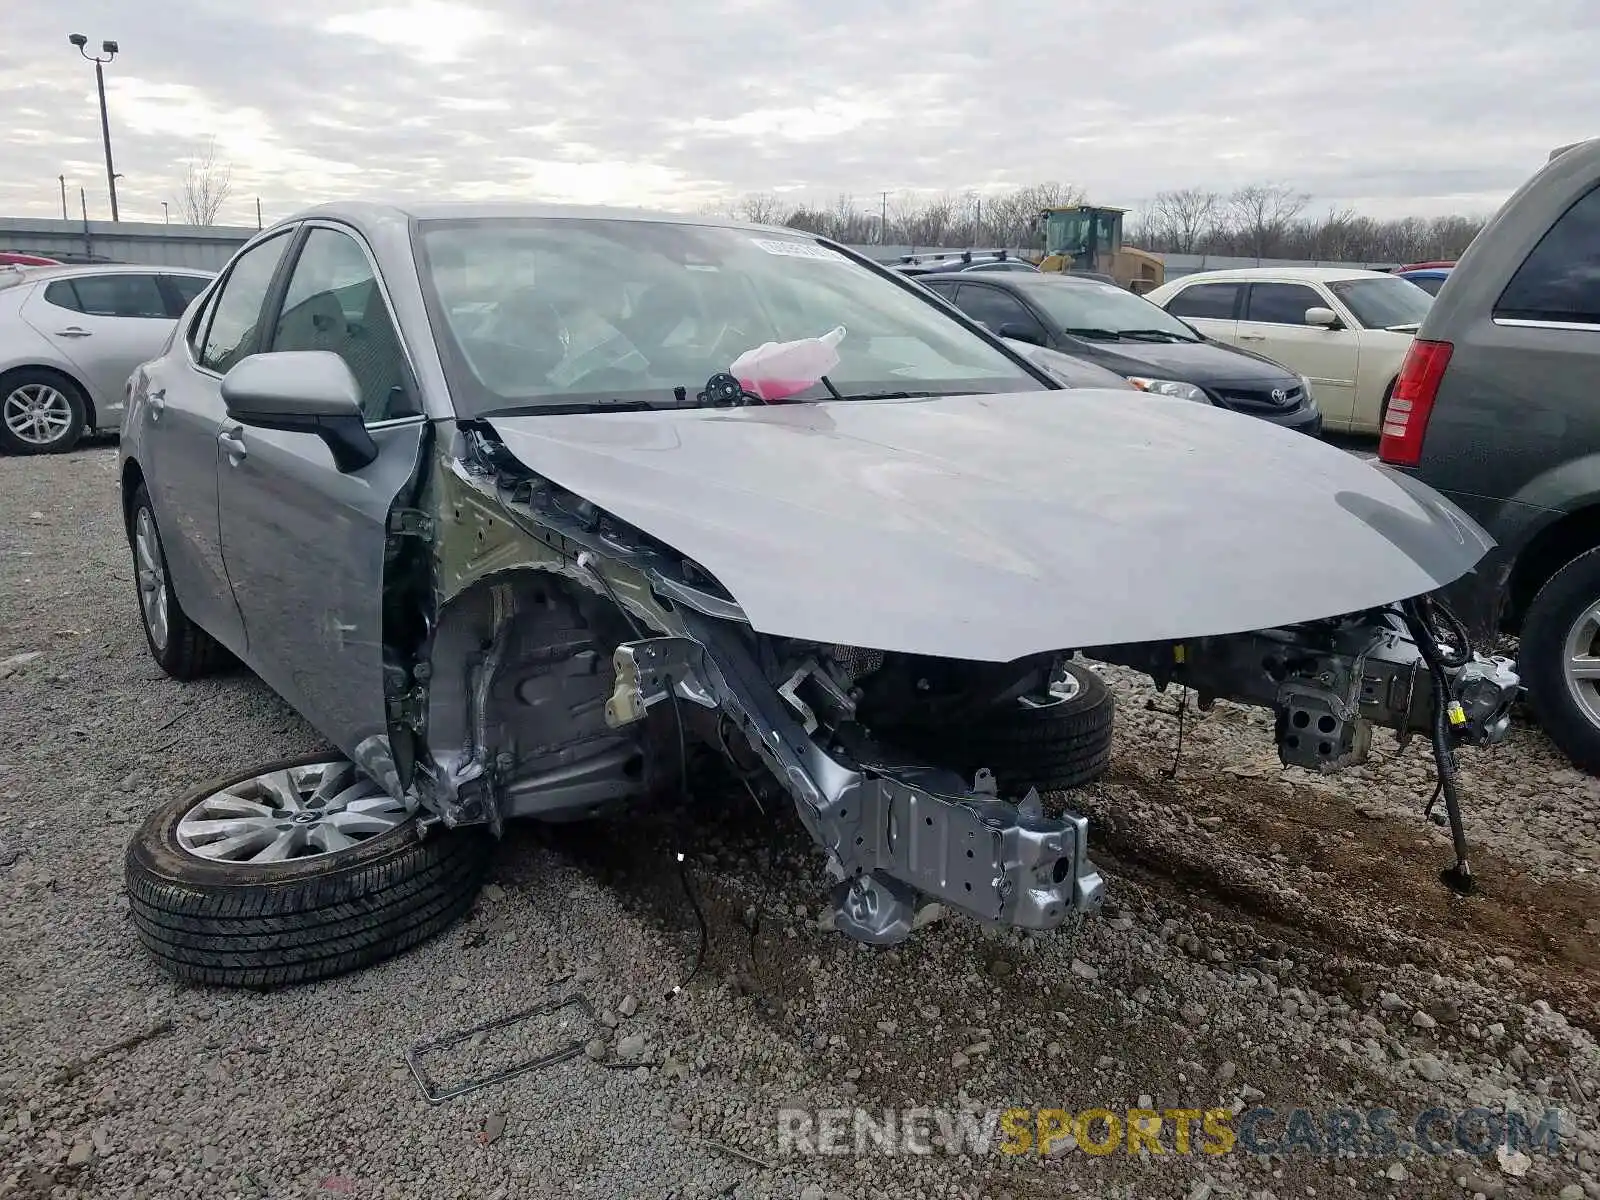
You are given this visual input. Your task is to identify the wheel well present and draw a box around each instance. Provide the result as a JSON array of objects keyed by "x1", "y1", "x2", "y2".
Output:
[
  {"x1": 1506, "y1": 506, "x2": 1600, "y2": 632},
  {"x1": 120, "y1": 458, "x2": 146, "y2": 536},
  {"x1": 0, "y1": 364, "x2": 96, "y2": 429}
]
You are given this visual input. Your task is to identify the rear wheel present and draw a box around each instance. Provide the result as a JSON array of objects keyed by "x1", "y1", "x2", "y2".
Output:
[
  {"x1": 0, "y1": 370, "x2": 86, "y2": 454},
  {"x1": 126, "y1": 755, "x2": 493, "y2": 988},
  {"x1": 128, "y1": 482, "x2": 231, "y2": 679},
  {"x1": 1519, "y1": 546, "x2": 1600, "y2": 772}
]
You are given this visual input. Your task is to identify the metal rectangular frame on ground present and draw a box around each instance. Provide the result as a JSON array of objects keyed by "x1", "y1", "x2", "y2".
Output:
[{"x1": 405, "y1": 993, "x2": 596, "y2": 1104}]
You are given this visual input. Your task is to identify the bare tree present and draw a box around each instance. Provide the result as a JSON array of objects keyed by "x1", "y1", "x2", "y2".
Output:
[
  {"x1": 731, "y1": 181, "x2": 1487, "y2": 263},
  {"x1": 1226, "y1": 183, "x2": 1311, "y2": 260},
  {"x1": 174, "y1": 137, "x2": 233, "y2": 226},
  {"x1": 1144, "y1": 188, "x2": 1221, "y2": 254},
  {"x1": 736, "y1": 193, "x2": 788, "y2": 226}
]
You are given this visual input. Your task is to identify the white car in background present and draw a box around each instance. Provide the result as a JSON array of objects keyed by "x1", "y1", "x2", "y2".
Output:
[
  {"x1": 0, "y1": 263, "x2": 213, "y2": 453},
  {"x1": 1144, "y1": 266, "x2": 1433, "y2": 435}
]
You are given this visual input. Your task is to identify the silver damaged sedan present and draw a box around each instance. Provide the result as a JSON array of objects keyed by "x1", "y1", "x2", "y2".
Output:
[{"x1": 117, "y1": 203, "x2": 1520, "y2": 987}]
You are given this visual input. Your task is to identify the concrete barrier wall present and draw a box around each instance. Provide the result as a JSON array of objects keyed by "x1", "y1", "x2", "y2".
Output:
[{"x1": 2, "y1": 216, "x2": 1402, "y2": 278}]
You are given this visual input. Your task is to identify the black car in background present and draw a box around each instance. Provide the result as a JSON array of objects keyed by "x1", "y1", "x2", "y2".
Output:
[{"x1": 920, "y1": 271, "x2": 1323, "y2": 434}]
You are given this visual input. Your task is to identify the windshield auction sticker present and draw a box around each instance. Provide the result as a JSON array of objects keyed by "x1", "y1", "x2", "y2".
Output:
[{"x1": 749, "y1": 238, "x2": 847, "y2": 262}]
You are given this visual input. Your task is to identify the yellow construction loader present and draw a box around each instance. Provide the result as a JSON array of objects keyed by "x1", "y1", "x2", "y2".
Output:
[{"x1": 1031, "y1": 205, "x2": 1165, "y2": 293}]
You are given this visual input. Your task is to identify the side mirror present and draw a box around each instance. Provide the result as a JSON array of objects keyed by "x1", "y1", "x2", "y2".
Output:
[
  {"x1": 220, "y1": 351, "x2": 379, "y2": 473},
  {"x1": 997, "y1": 322, "x2": 1045, "y2": 346},
  {"x1": 1305, "y1": 307, "x2": 1341, "y2": 329}
]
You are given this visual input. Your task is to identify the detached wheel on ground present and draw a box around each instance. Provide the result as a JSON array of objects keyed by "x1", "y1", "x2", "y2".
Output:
[
  {"x1": 0, "y1": 369, "x2": 87, "y2": 454},
  {"x1": 127, "y1": 481, "x2": 232, "y2": 679},
  {"x1": 126, "y1": 755, "x2": 493, "y2": 988},
  {"x1": 1518, "y1": 546, "x2": 1600, "y2": 773},
  {"x1": 948, "y1": 661, "x2": 1116, "y2": 794}
]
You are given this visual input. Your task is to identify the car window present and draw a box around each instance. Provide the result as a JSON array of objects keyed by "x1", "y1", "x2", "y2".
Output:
[
  {"x1": 1014, "y1": 277, "x2": 1198, "y2": 342},
  {"x1": 42, "y1": 273, "x2": 168, "y2": 318},
  {"x1": 1244, "y1": 282, "x2": 1327, "y2": 326},
  {"x1": 950, "y1": 284, "x2": 1045, "y2": 338},
  {"x1": 199, "y1": 232, "x2": 292, "y2": 374},
  {"x1": 42, "y1": 280, "x2": 82, "y2": 312},
  {"x1": 186, "y1": 285, "x2": 221, "y2": 359},
  {"x1": 414, "y1": 217, "x2": 1046, "y2": 415},
  {"x1": 1495, "y1": 184, "x2": 1600, "y2": 326},
  {"x1": 1406, "y1": 274, "x2": 1447, "y2": 296},
  {"x1": 161, "y1": 274, "x2": 210, "y2": 318},
  {"x1": 1327, "y1": 276, "x2": 1433, "y2": 328},
  {"x1": 269, "y1": 226, "x2": 414, "y2": 423},
  {"x1": 1164, "y1": 282, "x2": 1241, "y2": 320}
]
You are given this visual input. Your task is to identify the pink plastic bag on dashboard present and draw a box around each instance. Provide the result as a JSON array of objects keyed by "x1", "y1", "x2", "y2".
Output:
[{"x1": 731, "y1": 326, "x2": 846, "y2": 401}]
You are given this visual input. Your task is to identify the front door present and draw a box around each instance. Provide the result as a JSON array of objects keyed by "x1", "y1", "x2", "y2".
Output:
[
  {"x1": 215, "y1": 221, "x2": 426, "y2": 769},
  {"x1": 1237, "y1": 282, "x2": 1361, "y2": 429},
  {"x1": 20, "y1": 272, "x2": 178, "y2": 419}
]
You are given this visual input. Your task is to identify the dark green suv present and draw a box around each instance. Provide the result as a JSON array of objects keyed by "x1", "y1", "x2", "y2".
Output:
[{"x1": 1381, "y1": 136, "x2": 1600, "y2": 769}]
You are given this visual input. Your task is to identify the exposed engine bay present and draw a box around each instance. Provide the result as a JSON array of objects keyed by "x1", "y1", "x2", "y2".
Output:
[{"x1": 393, "y1": 423, "x2": 1521, "y2": 946}]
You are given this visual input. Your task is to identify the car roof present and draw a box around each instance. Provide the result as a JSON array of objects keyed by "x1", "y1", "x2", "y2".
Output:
[
  {"x1": 0, "y1": 262, "x2": 214, "y2": 285},
  {"x1": 1166, "y1": 266, "x2": 1396, "y2": 284},
  {"x1": 282, "y1": 200, "x2": 798, "y2": 238}
]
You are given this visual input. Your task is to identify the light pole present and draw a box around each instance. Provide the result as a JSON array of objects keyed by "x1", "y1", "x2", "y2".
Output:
[
  {"x1": 162, "y1": 201, "x2": 169, "y2": 224},
  {"x1": 68, "y1": 33, "x2": 121, "y2": 222}
]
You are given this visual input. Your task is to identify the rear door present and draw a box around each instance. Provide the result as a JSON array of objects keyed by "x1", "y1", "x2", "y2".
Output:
[
  {"x1": 19, "y1": 272, "x2": 176, "y2": 418},
  {"x1": 1159, "y1": 281, "x2": 1243, "y2": 345},
  {"x1": 136, "y1": 231, "x2": 297, "y2": 653},
  {"x1": 215, "y1": 220, "x2": 426, "y2": 766},
  {"x1": 1237, "y1": 281, "x2": 1361, "y2": 429}
]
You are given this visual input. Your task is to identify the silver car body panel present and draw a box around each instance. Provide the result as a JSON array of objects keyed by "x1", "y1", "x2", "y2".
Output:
[
  {"x1": 485, "y1": 391, "x2": 1491, "y2": 660},
  {"x1": 1, "y1": 264, "x2": 213, "y2": 431}
]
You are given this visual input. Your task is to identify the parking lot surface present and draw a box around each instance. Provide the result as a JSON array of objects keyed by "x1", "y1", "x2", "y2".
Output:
[{"x1": 2, "y1": 445, "x2": 1597, "y2": 1200}]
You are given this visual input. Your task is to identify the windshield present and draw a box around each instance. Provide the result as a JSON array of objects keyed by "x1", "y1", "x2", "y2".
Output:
[
  {"x1": 1327, "y1": 276, "x2": 1434, "y2": 328},
  {"x1": 1019, "y1": 277, "x2": 1199, "y2": 342},
  {"x1": 413, "y1": 217, "x2": 1046, "y2": 416}
]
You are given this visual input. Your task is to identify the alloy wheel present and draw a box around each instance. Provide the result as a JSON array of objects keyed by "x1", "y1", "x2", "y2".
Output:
[
  {"x1": 1561, "y1": 604, "x2": 1600, "y2": 731},
  {"x1": 133, "y1": 507, "x2": 170, "y2": 652},
  {"x1": 174, "y1": 760, "x2": 412, "y2": 865},
  {"x1": 2, "y1": 383, "x2": 73, "y2": 447}
]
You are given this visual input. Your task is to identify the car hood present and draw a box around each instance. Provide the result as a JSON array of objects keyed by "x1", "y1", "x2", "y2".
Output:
[
  {"x1": 1001, "y1": 339, "x2": 1136, "y2": 389},
  {"x1": 485, "y1": 391, "x2": 1492, "y2": 661},
  {"x1": 1065, "y1": 335, "x2": 1299, "y2": 386}
]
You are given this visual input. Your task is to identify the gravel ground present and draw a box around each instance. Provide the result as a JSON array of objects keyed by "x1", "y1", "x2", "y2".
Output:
[{"x1": 2, "y1": 444, "x2": 1598, "y2": 1200}]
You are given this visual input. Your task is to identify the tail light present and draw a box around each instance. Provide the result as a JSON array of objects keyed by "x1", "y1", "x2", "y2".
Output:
[{"x1": 1378, "y1": 339, "x2": 1453, "y2": 467}]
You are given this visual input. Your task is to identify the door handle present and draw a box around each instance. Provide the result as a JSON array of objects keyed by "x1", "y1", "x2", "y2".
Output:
[
  {"x1": 218, "y1": 427, "x2": 247, "y2": 462},
  {"x1": 55, "y1": 327, "x2": 92, "y2": 338},
  {"x1": 1239, "y1": 333, "x2": 1266, "y2": 341}
]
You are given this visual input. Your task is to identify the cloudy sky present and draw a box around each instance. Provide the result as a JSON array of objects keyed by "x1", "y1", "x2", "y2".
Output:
[{"x1": 2, "y1": 0, "x2": 1595, "y2": 228}]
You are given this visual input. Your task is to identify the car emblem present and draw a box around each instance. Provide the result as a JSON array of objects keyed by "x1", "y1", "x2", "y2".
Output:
[{"x1": 1271, "y1": 388, "x2": 1287, "y2": 404}]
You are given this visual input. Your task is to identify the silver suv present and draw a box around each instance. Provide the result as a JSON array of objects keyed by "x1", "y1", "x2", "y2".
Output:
[{"x1": 1380, "y1": 137, "x2": 1600, "y2": 772}]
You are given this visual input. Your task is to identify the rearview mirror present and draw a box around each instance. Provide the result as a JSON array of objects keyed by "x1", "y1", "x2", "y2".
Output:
[
  {"x1": 220, "y1": 351, "x2": 378, "y2": 473},
  {"x1": 1305, "y1": 307, "x2": 1341, "y2": 328},
  {"x1": 997, "y1": 322, "x2": 1045, "y2": 346}
]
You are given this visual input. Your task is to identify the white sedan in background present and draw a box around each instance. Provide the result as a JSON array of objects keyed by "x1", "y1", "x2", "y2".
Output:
[
  {"x1": 1144, "y1": 266, "x2": 1433, "y2": 435},
  {"x1": 0, "y1": 263, "x2": 213, "y2": 453}
]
